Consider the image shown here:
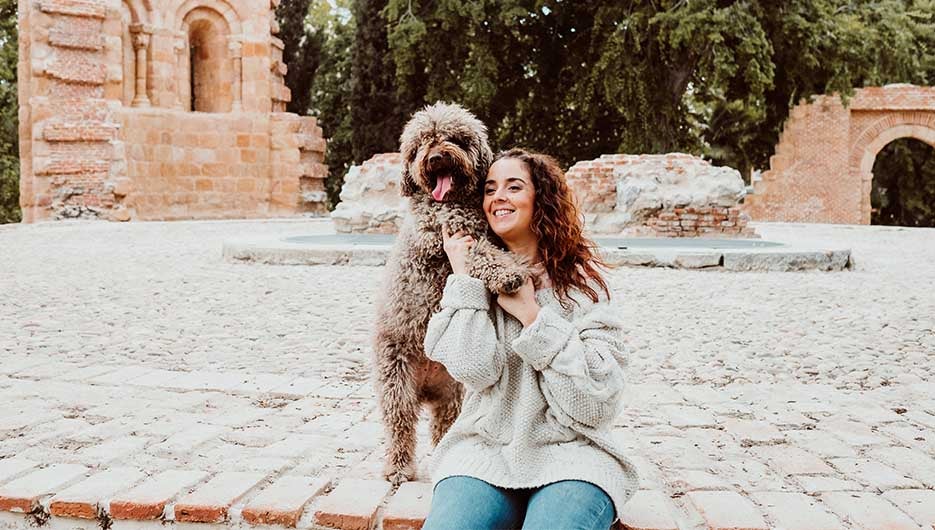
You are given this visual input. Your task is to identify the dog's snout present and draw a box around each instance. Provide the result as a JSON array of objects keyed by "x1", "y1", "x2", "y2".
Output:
[{"x1": 428, "y1": 152, "x2": 444, "y2": 167}]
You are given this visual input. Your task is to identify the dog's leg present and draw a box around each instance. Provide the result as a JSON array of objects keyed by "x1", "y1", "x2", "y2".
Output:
[
  {"x1": 374, "y1": 339, "x2": 421, "y2": 485},
  {"x1": 468, "y1": 238, "x2": 530, "y2": 294},
  {"x1": 428, "y1": 381, "x2": 464, "y2": 446}
]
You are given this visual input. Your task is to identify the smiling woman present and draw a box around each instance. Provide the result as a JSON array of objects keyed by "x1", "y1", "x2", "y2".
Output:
[{"x1": 422, "y1": 147, "x2": 638, "y2": 530}]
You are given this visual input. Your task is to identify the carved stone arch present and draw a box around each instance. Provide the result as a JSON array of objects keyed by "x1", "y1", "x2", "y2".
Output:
[
  {"x1": 174, "y1": 0, "x2": 242, "y2": 35},
  {"x1": 181, "y1": 6, "x2": 235, "y2": 112}
]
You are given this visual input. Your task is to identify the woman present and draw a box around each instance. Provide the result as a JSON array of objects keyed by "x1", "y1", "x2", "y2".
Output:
[{"x1": 421, "y1": 148, "x2": 638, "y2": 530}]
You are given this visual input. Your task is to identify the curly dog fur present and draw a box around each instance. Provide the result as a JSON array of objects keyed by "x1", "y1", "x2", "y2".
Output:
[{"x1": 373, "y1": 102, "x2": 529, "y2": 484}]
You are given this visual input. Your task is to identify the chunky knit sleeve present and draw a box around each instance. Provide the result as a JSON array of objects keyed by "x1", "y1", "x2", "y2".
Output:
[
  {"x1": 424, "y1": 274, "x2": 504, "y2": 392},
  {"x1": 510, "y1": 299, "x2": 627, "y2": 429}
]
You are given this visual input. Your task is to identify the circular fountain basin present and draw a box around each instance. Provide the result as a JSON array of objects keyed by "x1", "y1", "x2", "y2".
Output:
[{"x1": 223, "y1": 233, "x2": 849, "y2": 271}]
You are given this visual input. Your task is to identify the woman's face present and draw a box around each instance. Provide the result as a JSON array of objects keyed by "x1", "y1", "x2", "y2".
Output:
[{"x1": 483, "y1": 157, "x2": 536, "y2": 242}]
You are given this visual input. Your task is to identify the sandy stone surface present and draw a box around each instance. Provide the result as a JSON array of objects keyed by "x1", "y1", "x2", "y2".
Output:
[{"x1": 1, "y1": 218, "x2": 933, "y2": 529}]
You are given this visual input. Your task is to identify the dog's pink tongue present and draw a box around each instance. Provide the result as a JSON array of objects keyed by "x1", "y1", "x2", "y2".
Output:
[{"x1": 432, "y1": 175, "x2": 452, "y2": 201}]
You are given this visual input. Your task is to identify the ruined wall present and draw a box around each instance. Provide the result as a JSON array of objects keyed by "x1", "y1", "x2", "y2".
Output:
[
  {"x1": 566, "y1": 154, "x2": 757, "y2": 238},
  {"x1": 744, "y1": 85, "x2": 935, "y2": 224},
  {"x1": 18, "y1": 0, "x2": 325, "y2": 222}
]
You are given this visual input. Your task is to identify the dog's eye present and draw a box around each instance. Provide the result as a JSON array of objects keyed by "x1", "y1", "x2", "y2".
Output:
[{"x1": 451, "y1": 139, "x2": 468, "y2": 149}]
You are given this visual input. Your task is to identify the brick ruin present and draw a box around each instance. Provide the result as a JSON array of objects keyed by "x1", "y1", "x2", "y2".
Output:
[
  {"x1": 743, "y1": 84, "x2": 935, "y2": 224},
  {"x1": 18, "y1": 0, "x2": 328, "y2": 222},
  {"x1": 565, "y1": 154, "x2": 757, "y2": 238}
]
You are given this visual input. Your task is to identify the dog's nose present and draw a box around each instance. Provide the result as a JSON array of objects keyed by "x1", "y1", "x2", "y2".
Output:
[{"x1": 428, "y1": 153, "x2": 443, "y2": 167}]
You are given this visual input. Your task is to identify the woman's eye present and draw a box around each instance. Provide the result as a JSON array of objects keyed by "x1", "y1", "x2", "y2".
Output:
[
  {"x1": 484, "y1": 189, "x2": 494, "y2": 194},
  {"x1": 509, "y1": 186, "x2": 521, "y2": 191}
]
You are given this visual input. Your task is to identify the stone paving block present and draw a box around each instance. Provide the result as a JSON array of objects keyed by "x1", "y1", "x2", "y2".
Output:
[
  {"x1": 55, "y1": 364, "x2": 120, "y2": 382},
  {"x1": 0, "y1": 411, "x2": 60, "y2": 431},
  {"x1": 0, "y1": 459, "x2": 38, "y2": 484},
  {"x1": 260, "y1": 433, "x2": 334, "y2": 459},
  {"x1": 793, "y1": 475, "x2": 863, "y2": 495},
  {"x1": 721, "y1": 418, "x2": 785, "y2": 446},
  {"x1": 817, "y1": 417, "x2": 890, "y2": 446},
  {"x1": 882, "y1": 490, "x2": 935, "y2": 529},
  {"x1": 241, "y1": 475, "x2": 330, "y2": 527},
  {"x1": 783, "y1": 429, "x2": 859, "y2": 458},
  {"x1": 879, "y1": 422, "x2": 935, "y2": 453},
  {"x1": 821, "y1": 492, "x2": 923, "y2": 530},
  {"x1": 383, "y1": 481, "x2": 433, "y2": 530},
  {"x1": 664, "y1": 468, "x2": 729, "y2": 493},
  {"x1": 87, "y1": 365, "x2": 153, "y2": 385},
  {"x1": 77, "y1": 435, "x2": 150, "y2": 465},
  {"x1": 0, "y1": 464, "x2": 88, "y2": 512},
  {"x1": 173, "y1": 471, "x2": 267, "y2": 523},
  {"x1": 149, "y1": 424, "x2": 226, "y2": 456},
  {"x1": 642, "y1": 436, "x2": 712, "y2": 470},
  {"x1": 659, "y1": 405, "x2": 718, "y2": 428},
  {"x1": 49, "y1": 467, "x2": 146, "y2": 519},
  {"x1": 843, "y1": 404, "x2": 903, "y2": 424},
  {"x1": 618, "y1": 490, "x2": 678, "y2": 530},
  {"x1": 313, "y1": 478, "x2": 391, "y2": 530},
  {"x1": 750, "y1": 491, "x2": 843, "y2": 530},
  {"x1": 714, "y1": 458, "x2": 791, "y2": 492},
  {"x1": 752, "y1": 444, "x2": 836, "y2": 475},
  {"x1": 110, "y1": 469, "x2": 209, "y2": 520},
  {"x1": 903, "y1": 410, "x2": 935, "y2": 429},
  {"x1": 687, "y1": 491, "x2": 768, "y2": 530},
  {"x1": 829, "y1": 457, "x2": 922, "y2": 490},
  {"x1": 869, "y1": 446, "x2": 935, "y2": 488}
]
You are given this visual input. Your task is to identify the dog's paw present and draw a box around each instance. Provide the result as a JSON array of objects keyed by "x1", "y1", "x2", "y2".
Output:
[
  {"x1": 384, "y1": 467, "x2": 416, "y2": 486},
  {"x1": 495, "y1": 270, "x2": 527, "y2": 294}
]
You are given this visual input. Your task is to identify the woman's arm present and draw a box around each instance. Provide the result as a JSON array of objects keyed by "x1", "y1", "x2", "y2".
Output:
[
  {"x1": 424, "y1": 275, "x2": 504, "y2": 392},
  {"x1": 510, "y1": 301, "x2": 627, "y2": 429}
]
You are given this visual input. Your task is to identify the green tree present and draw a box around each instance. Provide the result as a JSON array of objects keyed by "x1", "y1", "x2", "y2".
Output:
[
  {"x1": 872, "y1": 138, "x2": 935, "y2": 227},
  {"x1": 0, "y1": 0, "x2": 19, "y2": 224},
  {"x1": 275, "y1": 0, "x2": 324, "y2": 116}
]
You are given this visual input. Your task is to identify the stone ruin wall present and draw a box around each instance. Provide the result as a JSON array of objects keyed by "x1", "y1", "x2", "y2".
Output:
[
  {"x1": 565, "y1": 154, "x2": 757, "y2": 238},
  {"x1": 18, "y1": 0, "x2": 327, "y2": 222},
  {"x1": 332, "y1": 152, "x2": 757, "y2": 238}
]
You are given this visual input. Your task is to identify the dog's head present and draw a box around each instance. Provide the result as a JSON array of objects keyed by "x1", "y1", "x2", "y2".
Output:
[{"x1": 398, "y1": 102, "x2": 493, "y2": 203}]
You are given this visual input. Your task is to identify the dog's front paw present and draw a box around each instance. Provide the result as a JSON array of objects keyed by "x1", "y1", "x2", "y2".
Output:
[
  {"x1": 383, "y1": 465, "x2": 416, "y2": 486},
  {"x1": 491, "y1": 268, "x2": 527, "y2": 294}
]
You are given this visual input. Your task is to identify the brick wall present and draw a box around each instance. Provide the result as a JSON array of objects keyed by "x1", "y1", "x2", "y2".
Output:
[
  {"x1": 744, "y1": 84, "x2": 935, "y2": 224},
  {"x1": 18, "y1": 0, "x2": 326, "y2": 222}
]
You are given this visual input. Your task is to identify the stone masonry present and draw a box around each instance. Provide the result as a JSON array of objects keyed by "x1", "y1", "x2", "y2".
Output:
[
  {"x1": 565, "y1": 154, "x2": 757, "y2": 238},
  {"x1": 17, "y1": 0, "x2": 328, "y2": 222},
  {"x1": 744, "y1": 84, "x2": 935, "y2": 224}
]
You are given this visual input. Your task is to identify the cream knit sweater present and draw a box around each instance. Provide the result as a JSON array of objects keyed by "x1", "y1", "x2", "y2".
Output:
[{"x1": 424, "y1": 274, "x2": 639, "y2": 521}]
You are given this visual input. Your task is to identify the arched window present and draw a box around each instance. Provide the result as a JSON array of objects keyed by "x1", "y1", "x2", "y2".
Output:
[{"x1": 183, "y1": 8, "x2": 232, "y2": 112}]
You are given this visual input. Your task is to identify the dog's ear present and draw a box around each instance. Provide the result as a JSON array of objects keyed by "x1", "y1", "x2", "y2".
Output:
[{"x1": 399, "y1": 162, "x2": 419, "y2": 197}]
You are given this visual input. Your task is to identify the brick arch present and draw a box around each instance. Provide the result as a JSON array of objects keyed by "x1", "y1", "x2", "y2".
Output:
[
  {"x1": 744, "y1": 85, "x2": 935, "y2": 224},
  {"x1": 174, "y1": 0, "x2": 242, "y2": 35}
]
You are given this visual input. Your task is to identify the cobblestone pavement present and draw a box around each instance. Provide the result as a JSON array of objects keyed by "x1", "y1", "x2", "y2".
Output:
[{"x1": 1, "y1": 219, "x2": 934, "y2": 529}]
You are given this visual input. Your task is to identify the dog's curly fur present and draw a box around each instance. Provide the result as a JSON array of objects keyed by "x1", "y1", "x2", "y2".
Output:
[{"x1": 373, "y1": 102, "x2": 529, "y2": 484}]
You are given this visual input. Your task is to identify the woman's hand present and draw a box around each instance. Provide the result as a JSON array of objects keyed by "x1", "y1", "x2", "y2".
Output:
[
  {"x1": 496, "y1": 277, "x2": 540, "y2": 327},
  {"x1": 442, "y1": 226, "x2": 474, "y2": 275}
]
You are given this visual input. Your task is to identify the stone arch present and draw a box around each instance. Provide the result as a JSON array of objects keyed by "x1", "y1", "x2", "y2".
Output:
[
  {"x1": 174, "y1": 0, "x2": 242, "y2": 35},
  {"x1": 744, "y1": 85, "x2": 935, "y2": 224},
  {"x1": 181, "y1": 7, "x2": 233, "y2": 112}
]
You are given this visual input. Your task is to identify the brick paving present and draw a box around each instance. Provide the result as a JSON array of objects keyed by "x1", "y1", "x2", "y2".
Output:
[{"x1": 1, "y1": 218, "x2": 934, "y2": 529}]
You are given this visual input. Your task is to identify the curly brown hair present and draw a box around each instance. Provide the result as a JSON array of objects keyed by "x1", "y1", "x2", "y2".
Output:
[{"x1": 487, "y1": 148, "x2": 611, "y2": 308}]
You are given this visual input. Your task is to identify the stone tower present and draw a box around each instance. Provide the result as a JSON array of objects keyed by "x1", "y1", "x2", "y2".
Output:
[{"x1": 18, "y1": 0, "x2": 328, "y2": 222}]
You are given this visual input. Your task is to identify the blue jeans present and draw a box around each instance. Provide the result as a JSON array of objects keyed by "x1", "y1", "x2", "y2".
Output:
[{"x1": 422, "y1": 475, "x2": 615, "y2": 530}]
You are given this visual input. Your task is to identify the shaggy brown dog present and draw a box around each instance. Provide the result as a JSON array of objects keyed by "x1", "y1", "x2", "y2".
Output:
[{"x1": 373, "y1": 102, "x2": 529, "y2": 484}]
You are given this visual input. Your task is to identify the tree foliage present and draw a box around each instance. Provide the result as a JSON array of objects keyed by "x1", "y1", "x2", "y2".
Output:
[
  {"x1": 872, "y1": 138, "x2": 935, "y2": 227},
  {"x1": 0, "y1": 0, "x2": 19, "y2": 224},
  {"x1": 275, "y1": 0, "x2": 324, "y2": 116}
]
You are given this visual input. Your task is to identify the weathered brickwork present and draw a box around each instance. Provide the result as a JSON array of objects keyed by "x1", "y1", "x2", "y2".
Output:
[
  {"x1": 565, "y1": 154, "x2": 757, "y2": 238},
  {"x1": 18, "y1": 0, "x2": 326, "y2": 222},
  {"x1": 744, "y1": 84, "x2": 935, "y2": 224}
]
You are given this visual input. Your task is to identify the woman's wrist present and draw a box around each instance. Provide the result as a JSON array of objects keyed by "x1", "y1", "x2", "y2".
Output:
[{"x1": 520, "y1": 304, "x2": 540, "y2": 327}]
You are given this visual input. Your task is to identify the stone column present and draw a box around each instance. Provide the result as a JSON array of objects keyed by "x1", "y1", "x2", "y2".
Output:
[
  {"x1": 129, "y1": 25, "x2": 151, "y2": 107},
  {"x1": 229, "y1": 39, "x2": 243, "y2": 112},
  {"x1": 173, "y1": 35, "x2": 187, "y2": 110}
]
